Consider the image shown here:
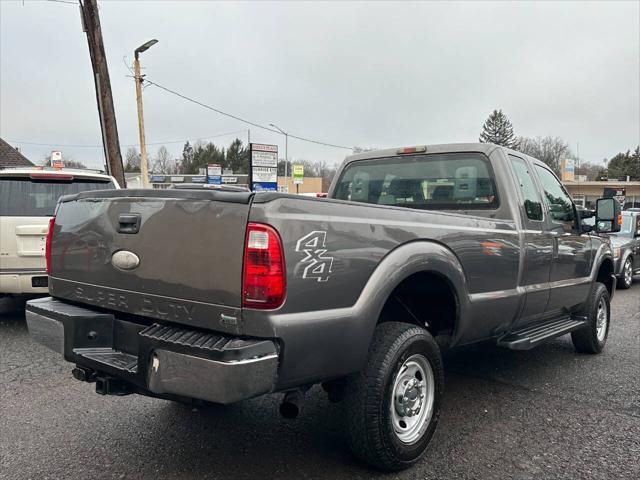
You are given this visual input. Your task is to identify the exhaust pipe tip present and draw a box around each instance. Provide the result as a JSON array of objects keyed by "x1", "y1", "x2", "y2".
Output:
[
  {"x1": 279, "y1": 401, "x2": 299, "y2": 419},
  {"x1": 279, "y1": 389, "x2": 304, "y2": 419}
]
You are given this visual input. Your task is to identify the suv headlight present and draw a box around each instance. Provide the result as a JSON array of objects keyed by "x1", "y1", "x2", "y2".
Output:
[{"x1": 613, "y1": 246, "x2": 621, "y2": 259}]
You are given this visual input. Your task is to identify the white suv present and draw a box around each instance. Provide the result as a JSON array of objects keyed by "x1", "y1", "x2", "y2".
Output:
[{"x1": 0, "y1": 167, "x2": 119, "y2": 296}]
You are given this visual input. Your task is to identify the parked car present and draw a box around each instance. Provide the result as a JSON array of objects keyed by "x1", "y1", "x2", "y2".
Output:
[
  {"x1": 26, "y1": 143, "x2": 620, "y2": 471},
  {"x1": 610, "y1": 210, "x2": 640, "y2": 289},
  {"x1": 0, "y1": 167, "x2": 118, "y2": 297}
]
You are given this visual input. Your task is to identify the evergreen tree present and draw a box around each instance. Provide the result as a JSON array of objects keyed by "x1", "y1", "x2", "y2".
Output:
[
  {"x1": 225, "y1": 138, "x2": 249, "y2": 174},
  {"x1": 180, "y1": 141, "x2": 195, "y2": 173},
  {"x1": 479, "y1": 109, "x2": 518, "y2": 148},
  {"x1": 607, "y1": 147, "x2": 640, "y2": 180}
]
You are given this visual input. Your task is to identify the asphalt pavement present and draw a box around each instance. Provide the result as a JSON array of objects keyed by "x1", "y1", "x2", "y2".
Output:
[{"x1": 1, "y1": 284, "x2": 638, "y2": 480}]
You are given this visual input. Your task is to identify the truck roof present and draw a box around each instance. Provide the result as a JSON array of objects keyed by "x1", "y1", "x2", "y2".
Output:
[
  {"x1": 0, "y1": 166, "x2": 114, "y2": 182},
  {"x1": 344, "y1": 142, "x2": 500, "y2": 164}
]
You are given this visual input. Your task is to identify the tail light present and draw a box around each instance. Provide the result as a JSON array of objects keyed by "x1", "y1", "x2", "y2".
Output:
[
  {"x1": 45, "y1": 217, "x2": 56, "y2": 274},
  {"x1": 242, "y1": 223, "x2": 286, "y2": 309}
]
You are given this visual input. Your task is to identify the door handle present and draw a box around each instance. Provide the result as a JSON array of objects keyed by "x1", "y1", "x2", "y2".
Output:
[
  {"x1": 117, "y1": 213, "x2": 141, "y2": 234},
  {"x1": 543, "y1": 231, "x2": 559, "y2": 258}
]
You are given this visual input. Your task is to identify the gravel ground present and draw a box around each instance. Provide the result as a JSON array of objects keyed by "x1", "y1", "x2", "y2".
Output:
[{"x1": 1, "y1": 284, "x2": 638, "y2": 480}]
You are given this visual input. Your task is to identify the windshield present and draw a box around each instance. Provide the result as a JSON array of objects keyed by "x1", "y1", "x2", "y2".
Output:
[
  {"x1": 333, "y1": 153, "x2": 499, "y2": 210},
  {"x1": 0, "y1": 177, "x2": 115, "y2": 216}
]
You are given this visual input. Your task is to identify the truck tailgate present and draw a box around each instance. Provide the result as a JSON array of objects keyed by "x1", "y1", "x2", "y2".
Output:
[{"x1": 48, "y1": 189, "x2": 251, "y2": 334}]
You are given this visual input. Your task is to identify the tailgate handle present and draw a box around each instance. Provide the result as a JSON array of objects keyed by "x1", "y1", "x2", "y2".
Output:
[{"x1": 117, "y1": 214, "x2": 141, "y2": 234}]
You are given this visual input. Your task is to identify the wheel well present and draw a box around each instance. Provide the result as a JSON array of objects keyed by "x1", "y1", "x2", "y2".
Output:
[
  {"x1": 596, "y1": 259, "x2": 615, "y2": 296},
  {"x1": 378, "y1": 271, "x2": 458, "y2": 341}
]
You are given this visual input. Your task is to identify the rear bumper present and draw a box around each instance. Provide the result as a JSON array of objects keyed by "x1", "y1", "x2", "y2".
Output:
[
  {"x1": 25, "y1": 297, "x2": 279, "y2": 404},
  {"x1": 0, "y1": 271, "x2": 48, "y2": 294}
]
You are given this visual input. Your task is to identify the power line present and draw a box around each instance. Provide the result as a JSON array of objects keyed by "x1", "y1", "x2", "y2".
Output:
[
  {"x1": 7, "y1": 129, "x2": 250, "y2": 149},
  {"x1": 45, "y1": 0, "x2": 78, "y2": 4},
  {"x1": 143, "y1": 77, "x2": 352, "y2": 150}
]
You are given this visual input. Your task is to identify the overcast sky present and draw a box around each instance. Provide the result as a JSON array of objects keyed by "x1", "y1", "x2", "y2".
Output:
[{"x1": 1, "y1": 1, "x2": 639, "y2": 171}]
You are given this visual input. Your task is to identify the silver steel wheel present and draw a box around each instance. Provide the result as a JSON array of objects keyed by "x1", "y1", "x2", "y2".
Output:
[
  {"x1": 390, "y1": 354, "x2": 435, "y2": 444},
  {"x1": 623, "y1": 259, "x2": 633, "y2": 287},
  {"x1": 595, "y1": 298, "x2": 608, "y2": 342}
]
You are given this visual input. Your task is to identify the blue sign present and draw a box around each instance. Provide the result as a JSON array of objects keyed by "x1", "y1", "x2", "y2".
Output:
[
  {"x1": 150, "y1": 175, "x2": 165, "y2": 183},
  {"x1": 207, "y1": 176, "x2": 222, "y2": 185},
  {"x1": 252, "y1": 182, "x2": 277, "y2": 192},
  {"x1": 191, "y1": 175, "x2": 206, "y2": 183}
]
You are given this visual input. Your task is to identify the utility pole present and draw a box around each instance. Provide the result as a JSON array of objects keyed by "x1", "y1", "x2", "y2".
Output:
[
  {"x1": 270, "y1": 123, "x2": 289, "y2": 192},
  {"x1": 80, "y1": 0, "x2": 125, "y2": 187},
  {"x1": 576, "y1": 141, "x2": 580, "y2": 183},
  {"x1": 133, "y1": 39, "x2": 158, "y2": 188}
]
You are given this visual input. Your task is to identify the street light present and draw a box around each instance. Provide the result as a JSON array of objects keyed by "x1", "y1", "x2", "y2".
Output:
[
  {"x1": 134, "y1": 39, "x2": 158, "y2": 58},
  {"x1": 270, "y1": 123, "x2": 288, "y2": 192},
  {"x1": 134, "y1": 39, "x2": 158, "y2": 187}
]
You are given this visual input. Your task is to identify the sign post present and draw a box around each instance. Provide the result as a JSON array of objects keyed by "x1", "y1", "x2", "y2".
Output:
[
  {"x1": 207, "y1": 163, "x2": 222, "y2": 185},
  {"x1": 249, "y1": 143, "x2": 278, "y2": 191},
  {"x1": 293, "y1": 164, "x2": 304, "y2": 194}
]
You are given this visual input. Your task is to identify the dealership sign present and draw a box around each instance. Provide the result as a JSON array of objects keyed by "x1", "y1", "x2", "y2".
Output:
[
  {"x1": 603, "y1": 187, "x2": 626, "y2": 208},
  {"x1": 249, "y1": 143, "x2": 278, "y2": 191},
  {"x1": 293, "y1": 164, "x2": 304, "y2": 185},
  {"x1": 207, "y1": 163, "x2": 222, "y2": 185},
  {"x1": 51, "y1": 150, "x2": 63, "y2": 168}
]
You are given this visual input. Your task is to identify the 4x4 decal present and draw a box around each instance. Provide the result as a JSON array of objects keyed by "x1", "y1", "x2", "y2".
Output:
[{"x1": 295, "y1": 231, "x2": 334, "y2": 282}]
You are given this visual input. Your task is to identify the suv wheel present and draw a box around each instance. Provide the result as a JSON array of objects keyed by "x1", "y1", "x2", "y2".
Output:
[
  {"x1": 343, "y1": 322, "x2": 444, "y2": 471},
  {"x1": 618, "y1": 257, "x2": 633, "y2": 289},
  {"x1": 571, "y1": 283, "x2": 610, "y2": 354}
]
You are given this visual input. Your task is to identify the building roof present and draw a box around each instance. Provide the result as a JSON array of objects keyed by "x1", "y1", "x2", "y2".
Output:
[{"x1": 0, "y1": 138, "x2": 34, "y2": 168}]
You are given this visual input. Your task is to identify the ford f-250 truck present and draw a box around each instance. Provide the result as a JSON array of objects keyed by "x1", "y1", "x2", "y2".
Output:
[{"x1": 26, "y1": 143, "x2": 621, "y2": 471}]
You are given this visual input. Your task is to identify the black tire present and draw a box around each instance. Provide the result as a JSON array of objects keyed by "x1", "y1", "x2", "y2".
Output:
[
  {"x1": 343, "y1": 322, "x2": 444, "y2": 471},
  {"x1": 571, "y1": 283, "x2": 610, "y2": 354},
  {"x1": 617, "y1": 257, "x2": 633, "y2": 290}
]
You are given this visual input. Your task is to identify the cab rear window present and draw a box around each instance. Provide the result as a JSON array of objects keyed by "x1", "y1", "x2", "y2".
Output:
[
  {"x1": 333, "y1": 153, "x2": 499, "y2": 210},
  {"x1": 0, "y1": 176, "x2": 114, "y2": 216}
]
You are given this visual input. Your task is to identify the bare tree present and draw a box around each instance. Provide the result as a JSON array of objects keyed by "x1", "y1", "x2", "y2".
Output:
[
  {"x1": 575, "y1": 162, "x2": 605, "y2": 181},
  {"x1": 517, "y1": 136, "x2": 572, "y2": 175},
  {"x1": 40, "y1": 153, "x2": 86, "y2": 169},
  {"x1": 152, "y1": 146, "x2": 178, "y2": 174},
  {"x1": 124, "y1": 147, "x2": 141, "y2": 173}
]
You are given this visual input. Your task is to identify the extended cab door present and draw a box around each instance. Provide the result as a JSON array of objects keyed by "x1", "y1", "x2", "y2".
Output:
[
  {"x1": 533, "y1": 164, "x2": 592, "y2": 314},
  {"x1": 507, "y1": 155, "x2": 554, "y2": 325}
]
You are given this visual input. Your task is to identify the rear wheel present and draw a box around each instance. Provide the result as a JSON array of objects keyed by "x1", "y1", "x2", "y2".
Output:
[
  {"x1": 571, "y1": 283, "x2": 610, "y2": 354},
  {"x1": 344, "y1": 322, "x2": 444, "y2": 471},
  {"x1": 618, "y1": 257, "x2": 633, "y2": 289}
]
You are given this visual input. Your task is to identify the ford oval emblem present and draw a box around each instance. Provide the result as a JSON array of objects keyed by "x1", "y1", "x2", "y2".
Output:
[{"x1": 111, "y1": 250, "x2": 140, "y2": 270}]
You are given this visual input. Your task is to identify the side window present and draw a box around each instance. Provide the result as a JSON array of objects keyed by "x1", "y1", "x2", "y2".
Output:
[
  {"x1": 534, "y1": 165, "x2": 575, "y2": 232},
  {"x1": 509, "y1": 155, "x2": 543, "y2": 222}
]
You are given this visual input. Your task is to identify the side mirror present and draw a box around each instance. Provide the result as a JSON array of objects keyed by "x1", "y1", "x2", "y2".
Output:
[{"x1": 595, "y1": 198, "x2": 622, "y2": 233}]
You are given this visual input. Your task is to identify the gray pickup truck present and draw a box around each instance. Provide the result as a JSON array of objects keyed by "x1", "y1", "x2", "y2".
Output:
[{"x1": 26, "y1": 143, "x2": 621, "y2": 471}]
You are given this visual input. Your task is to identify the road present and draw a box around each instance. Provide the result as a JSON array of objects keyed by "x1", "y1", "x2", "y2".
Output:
[{"x1": 1, "y1": 285, "x2": 639, "y2": 480}]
